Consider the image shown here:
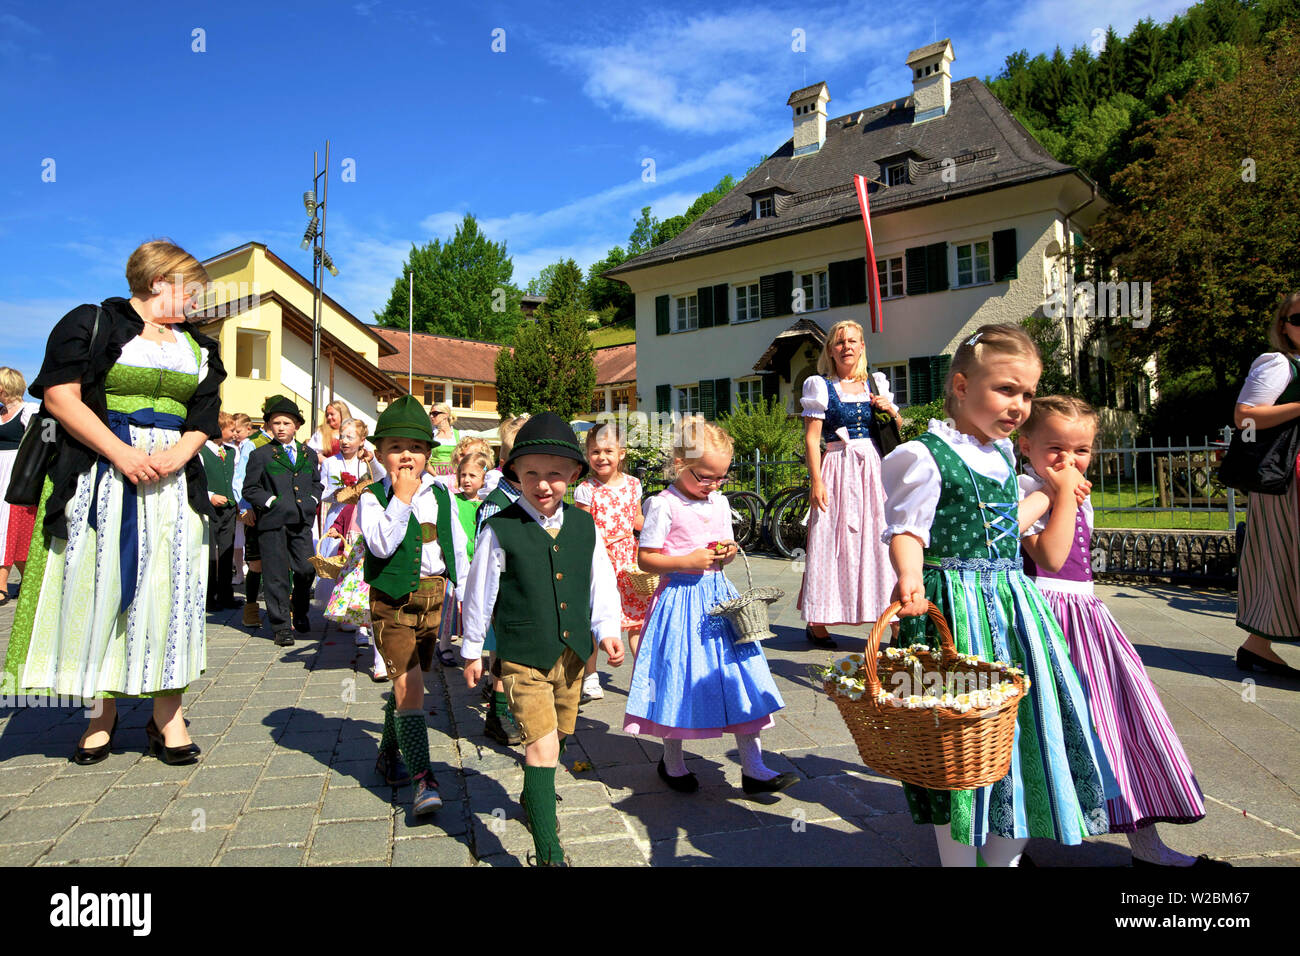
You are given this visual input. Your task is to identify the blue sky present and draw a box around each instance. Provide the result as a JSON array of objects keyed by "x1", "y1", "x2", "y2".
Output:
[{"x1": 0, "y1": 0, "x2": 1188, "y2": 388}]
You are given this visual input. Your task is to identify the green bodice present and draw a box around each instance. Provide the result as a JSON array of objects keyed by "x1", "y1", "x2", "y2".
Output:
[
  {"x1": 103, "y1": 334, "x2": 201, "y2": 418},
  {"x1": 916, "y1": 431, "x2": 1020, "y2": 562}
]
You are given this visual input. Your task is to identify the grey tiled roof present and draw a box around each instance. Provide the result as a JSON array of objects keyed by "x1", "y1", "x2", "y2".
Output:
[
  {"x1": 787, "y1": 81, "x2": 829, "y2": 104},
  {"x1": 906, "y1": 39, "x2": 953, "y2": 63},
  {"x1": 606, "y1": 77, "x2": 1079, "y2": 277}
]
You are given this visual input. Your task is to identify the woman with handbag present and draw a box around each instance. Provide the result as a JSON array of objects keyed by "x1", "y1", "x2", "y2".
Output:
[
  {"x1": 1234, "y1": 291, "x2": 1300, "y2": 679},
  {"x1": 0, "y1": 368, "x2": 40, "y2": 604},
  {"x1": 797, "y1": 319, "x2": 902, "y2": 648},
  {"x1": 1, "y1": 240, "x2": 226, "y2": 764}
]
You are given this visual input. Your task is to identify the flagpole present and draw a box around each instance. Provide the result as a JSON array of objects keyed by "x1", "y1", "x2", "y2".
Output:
[{"x1": 408, "y1": 270, "x2": 413, "y2": 395}]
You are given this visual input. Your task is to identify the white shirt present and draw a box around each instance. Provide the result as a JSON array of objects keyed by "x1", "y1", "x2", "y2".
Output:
[
  {"x1": 355, "y1": 472, "x2": 447, "y2": 578},
  {"x1": 640, "y1": 485, "x2": 733, "y2": 549},
  {"x1": 1236, "y1": 352, "x2": 1299, "y2": 407},
  {"x1": 800, "y1": 372, "x2": 896, "y2": 418},
  {"x1": 880, "y1": 419, "x2": 1022, "y2": 547},
  {"x1": 459, "y1": 497, "x2": 621, "y2": 660},
  {"x1": 1017, "y1": 464, "x2": 1093, "y2": 537},
  {"x1": 233, "y1": 430, "x2": 273, "y2": 512}
]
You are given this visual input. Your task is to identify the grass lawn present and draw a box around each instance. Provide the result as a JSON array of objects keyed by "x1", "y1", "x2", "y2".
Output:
[
  {"x1": 1090, "y1": 482, "x2": 1244, "y2": 531},
  {"x1": 589, "y1": 321, "x2": 635, "y2": 347}
]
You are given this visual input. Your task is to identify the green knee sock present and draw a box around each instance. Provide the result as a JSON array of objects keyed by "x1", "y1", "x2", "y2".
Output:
[
  {"x1": 379, "y1": 696, "x2": 397, "y2": 754},
  {"x1": 521, "y1": 765, "x2": 562, "y2": 864},
  {"x1": 493, "y1": 691, "x2": 510, "y2": 718},
  {"x1": 394, "y1": 710, "x2": 430, "y2": 778}
]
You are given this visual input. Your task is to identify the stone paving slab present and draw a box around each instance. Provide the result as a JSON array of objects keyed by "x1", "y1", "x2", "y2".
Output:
[{"x1": 1, "y1": 561, "x2": 1297, "y2": 866}]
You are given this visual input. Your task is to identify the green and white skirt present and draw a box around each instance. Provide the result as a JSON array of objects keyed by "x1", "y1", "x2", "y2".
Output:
[{"x1": 2, "y1": 426, "x2": 208, "y2": 700}]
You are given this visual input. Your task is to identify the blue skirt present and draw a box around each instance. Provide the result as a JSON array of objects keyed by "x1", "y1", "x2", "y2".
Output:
[{"x1": 624, "y1": 571, "x2": 784, "y2": 738}]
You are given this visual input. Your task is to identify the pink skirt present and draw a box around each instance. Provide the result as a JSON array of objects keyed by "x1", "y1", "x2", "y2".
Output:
[{"x1": 797, "y1": 438, "x2": 894, "y2": 627}]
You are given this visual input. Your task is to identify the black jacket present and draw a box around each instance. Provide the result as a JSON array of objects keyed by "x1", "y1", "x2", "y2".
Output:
[
  {"x1": 30, "y1": 297, "x2": 226, "y2": 539},
  {"x1": 242, "y1": 441, "x2": 323, "y2": 530}
]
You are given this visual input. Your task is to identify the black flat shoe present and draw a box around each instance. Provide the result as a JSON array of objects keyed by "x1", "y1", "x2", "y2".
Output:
[
  {"x1": 293, "y1": 615, "x2": 311, "y2": 633},
  {"x1": 657, "y1": 758, "x2": 700, "y2": 793},
  {"x1": 73, "y1": 714, "x2": 118, "y2": 765},
  {"x1": 741, "y1": 771, "x2": 800, "y2": 795},
  {"x1": 145, "y1": 718, "x2": 200, "y2": 765},
  {"x1": 274, "y1": 629, "x2": 295, "y2": 647},
  {"x1": 806, "y1": 625, "x2": 837, "y2": 649},
  {"x1": 1132, "y1": 854, "x2": 1233, "y2": 869},
  {"x1": 1236, "y1": 647, "x2": 1300, "y2": 680},
  {"x1": 221, "y1": 596, "x2": 244, "y2": 609}
]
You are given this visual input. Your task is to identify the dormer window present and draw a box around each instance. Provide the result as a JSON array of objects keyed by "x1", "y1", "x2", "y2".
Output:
[
  {"x1": 755, "y1": 196, "x2": 775, "y2": 219},
  {"x1": 885, "y1": 163, "x2": 908, "y2": 187}
]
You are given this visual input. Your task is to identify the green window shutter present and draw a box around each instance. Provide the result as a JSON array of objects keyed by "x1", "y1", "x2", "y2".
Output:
[
  {"x1": 774, "y1": 271, "x2": 795, "y2": 317},
  {"x1": 908, "y1": 356, "x2": 932, "y2": 403},
  {"x1": 1072, "y1": 231, "x2": 1087, "y2": 281},
  {"x1": 926, "y1": 242, "x2": 948, "y2": 292},
  {"x1": 655, "y1": 294, "x2": 670, "y2": 335},
  {"x1": 992, "y1": 229, "x2": 1018, "y2": 281},
  {"x1": 713, "y1": 377, "x2": 731, "y2": 417},
  {"x1": 697, "y1": 286, "x2": 715, "y2": 328},
  {"x1": 929, "y1": 354, "x2": 952, "y2": 405},
  {"x1": 845, "y1": 258, "x2": 868, "y2": 305},
  {"x1": 699, "y1": 379, "x2": 716, "y2": 420},
  {"x1": 828, "y1": 259, "x2": 851, "y2": 308},
  {"x1": 759, "y1": 274, "x2": 779, "y2": 318},
  {"x1": 905, "y1": 246, "x2": 928, "y2": 295},
  {"x1": 1078, "y1": 351, "x2": 1091, "y2": 389},
  {"x1": 761, "y1": 373, "x2": 779, "y2": 403},
  {"x1": 656, "y1": 384, "x2": 671, "y2": 413},
  {"x1": 713, "y1": 284, "x2": 730, "y2": 325}
]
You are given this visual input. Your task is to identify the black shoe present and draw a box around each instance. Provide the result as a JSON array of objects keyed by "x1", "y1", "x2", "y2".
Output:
[
  {"x1": 221, "y1": 596, "x2": 244, "y2": 609},
  {"x1": 206, "y1": 598, "x2": 222, "y2": 612},
  {"x1": 1236, "y1": 647, "x2": 1300, "y2": 680},
  {"x1": 274, "y1": 629, "x2": 295, "y2": 647},
  {"x1": 806, "y1": 625, "x2": 837, "y2": 649},
  {"x1": 526, "y1": 850, "x2": 570, "y2": 867},
  {"x1": 1017, "y1": 852, "x2": 1037, "y2": 867},
  {"x1": 145, "y1": 718, "x2": 200, "y2": 765},
  {"x1": 375, "y1": 747, "x2": 410, "y2": 787},
  {"x1": 1132, "y1": 854, "x2": 1233, "y2": 869},
  {"x1": 293, "y1": 615, "x2": 311, "y2": 633},
  {"x1": 657, "y1": 758, "x2": 700, "y2": 793},
  {"x1": 484, "y1": 709, "x2": 522, "y2": 746},
  {"x1": 741, "y1": 771, "x2": 800, "y2": 795},
  {"x1": 73, "y1": 714, "x2": 118, "y2": 766}
]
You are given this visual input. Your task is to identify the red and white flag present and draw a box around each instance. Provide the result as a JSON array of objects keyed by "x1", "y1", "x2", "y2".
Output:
[{"x1": 853, "y1": 174, "x2": 883, "y2": 333}]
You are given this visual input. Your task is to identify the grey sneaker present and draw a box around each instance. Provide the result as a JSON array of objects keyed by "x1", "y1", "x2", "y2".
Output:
[{"x1": 412, "y1": 770, "x2": 442, "y2": 814}]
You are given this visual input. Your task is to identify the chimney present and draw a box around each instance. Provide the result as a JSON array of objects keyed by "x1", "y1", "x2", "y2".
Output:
[
  {"x1": 906, "y1": 39, "x2": 954, "y2": 124},
  {"x1": 787, "y1": 82, "x2": 830, "y2": 156}
]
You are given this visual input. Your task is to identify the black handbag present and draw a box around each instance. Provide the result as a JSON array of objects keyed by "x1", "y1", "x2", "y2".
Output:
[
  {"x1": 866, "y1": 370, "x2": 903, "y2": 457},
  {"x1": 1219, "y1": 355, "x2": 1300, "y2": 495},
  {"x1": 4, "y1": 306, "x2": 103, "y2": 507}
]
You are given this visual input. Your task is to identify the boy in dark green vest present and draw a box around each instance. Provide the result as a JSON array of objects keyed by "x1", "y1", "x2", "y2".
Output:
[
  {"x1": 357, "y1": 395, "x2": 462, "y2": 816},
  {"x1": 234, "y1": 397, "x2": 282, "y2": 629},
  {"x1": 200, "y1": 411, "x2": 242, "y2": 611},
  {"x1": 460, "y1": 412, "x2": 625, "y2": 866}
]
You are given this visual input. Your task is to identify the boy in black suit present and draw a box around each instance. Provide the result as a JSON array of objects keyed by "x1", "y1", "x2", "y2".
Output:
[{"x1": 243, "y1": 397, "x2": 323, "y2": 647}]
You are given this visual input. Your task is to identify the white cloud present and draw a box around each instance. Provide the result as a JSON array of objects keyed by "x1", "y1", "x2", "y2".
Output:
[{"x1": 0, "y1": 298, "x2": 82, "y2": 384}]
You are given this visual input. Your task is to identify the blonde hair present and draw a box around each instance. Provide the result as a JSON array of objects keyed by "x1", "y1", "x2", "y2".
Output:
[
  {"x1": 944, "y1": 323, "x2": 1041, "y2": 418},
  {"x1": 458, "y1": 451, "x2": 493, "y2": 476},
  {"x1": 232, "y1": 412, "x2": 252, "y2": 427},
  {"x1": 1021, "y1": 394, "x2": 1098, "y2": 440},
  {"x1": 669, "y1": 416, "x2": 734, "y2": 478},
  {"x1": 816, "y1": 320, "x2": 869, "y2": 382},
  {"x1": 0, "y1": 367, "x2": 27, "y2": 402},
  {"x1": 497, "y1": 414, "x2": 530, "y2": 464},
  {"x1": 451, "y1": 435, "x2": 493, "y2": 470},
  {"x1": 338, "y1": 417, "x2": 369, "y2": 440},
  {"x1": 1268, "y1": 292, "x2": 1300, "y2": 356},
  {"x1": 125, "y1": 239, "x2": 209, "y2": 298},
  {"x1": 430, "y1": 402, "x2": 457, "y2": 429},
  {"x1": 217, "y1": 411, "x2": 234, "y2": 429},
  {"x1": 316, "y1": 400, "x2": 351, "y2": 449}
]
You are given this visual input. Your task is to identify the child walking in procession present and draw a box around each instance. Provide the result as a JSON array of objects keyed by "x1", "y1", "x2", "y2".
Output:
[
  {"x1": 199, "y1": 411, "x2": 242, "y2": 611},
  {"x1": 881, "y1": 323, "x2": 1115, "y2": 867},
  {"x1": 625, "y1": 418, "x2": 797, "y2": 796},
  {"x1": 357, "y1": 396, "x2": 464, "y2": 812},
  {"x1": 460, "y1": 413, "x2": 624, "y2": 865},
  {"x1": 233, "y1": 403, "x2": 277, "y2": 627},
  {"x1": 318, "y1": 417, "x2": 382, "y2": 621},
  {"x1": 574, "y1": 422, "x2": 647, "y2": 700},
  {"x1": 230, "y1": 412, "x2": 254, "y2": 585},
  {"x1": 1018, "y1": 395, "x2": 1226, "y2": 868},
  {"x1": 434, "y1": 448, "x2": 492, "y2": 668}
]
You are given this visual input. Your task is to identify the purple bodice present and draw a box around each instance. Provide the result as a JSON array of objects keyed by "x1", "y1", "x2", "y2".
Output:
[{"x1": 1023, "y1": 505, "x2": 1093, "y2": 583}]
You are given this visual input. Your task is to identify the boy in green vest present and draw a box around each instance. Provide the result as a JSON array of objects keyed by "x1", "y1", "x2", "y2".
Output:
[
  {"x1": 460, "y1": 412, "x2": 625, "y2": 866},
  {"x1": 200, "y1": 411, "x2": 242, "y2": 611},
  {"x1": 234, "y1": 398, "x2": 280, "y2": 629},
  {"x1": 357, "y1": 395, "x2": 464, "y2": 815}
]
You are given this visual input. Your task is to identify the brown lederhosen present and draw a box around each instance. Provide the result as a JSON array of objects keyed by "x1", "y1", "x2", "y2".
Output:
[{"x1": 369, "y1": 576, "x2": 446, "y2": 676}]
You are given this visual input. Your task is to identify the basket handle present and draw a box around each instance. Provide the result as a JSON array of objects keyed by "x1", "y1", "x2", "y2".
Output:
[
  {"x1": 731, "y1": 545, "x2": 753, "y2": 590},
  {"x1": 862, "y1": 600, "x2": 958, "y2": 697}
]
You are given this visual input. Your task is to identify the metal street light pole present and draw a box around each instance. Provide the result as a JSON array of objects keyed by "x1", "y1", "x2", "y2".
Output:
[{"x1": 306, "y1": 141, "x2": 332, "y2": 438}]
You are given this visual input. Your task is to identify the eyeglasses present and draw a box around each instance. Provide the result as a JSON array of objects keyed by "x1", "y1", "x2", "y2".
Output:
[
  {"x1": 1286, "y1": 314, "x2": 1300, "y2": 327},
  {"x1": 687, "y1": 467, "x2": 729, "y2": 487}
]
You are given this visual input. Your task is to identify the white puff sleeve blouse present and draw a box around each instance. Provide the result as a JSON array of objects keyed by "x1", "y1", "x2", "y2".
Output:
[
  {"x1": 800, "y1": 373, "x2": 896, "y2": 419},
  {"x1": 1236, "y1": 352, "x2": 1298, "y2": 407}
]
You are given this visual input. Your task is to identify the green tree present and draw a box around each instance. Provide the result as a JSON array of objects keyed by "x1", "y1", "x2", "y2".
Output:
[
  {"x1": 717, "y1": 395, "x2": 802, "y2": 461},
  {"x1": 537, "y1": 258, "x2": 585, "y2": 314},
  {"x1": 1021, "y1": 316, "x2": 1073, "y2": 397},
  {"x1": 494, "y1": 303, "x2": 597, "y2": 420},
  {"x1": 627, "y1": 206, "x2": 660, "y2": 255},
  {"x1": 375, "y1": 214, "x2": 523, "y2": 342},
  {"x1": 586, "y1": 245, "x2": 633, "y2": 320},
  {"x1": 525, "y1": 263, "x2": 560, "y2": 296}
]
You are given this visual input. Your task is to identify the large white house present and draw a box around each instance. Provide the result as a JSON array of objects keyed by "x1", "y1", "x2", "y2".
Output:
[{"x1": 608, "y1": 40, "x2": 1118, "y2": 419}]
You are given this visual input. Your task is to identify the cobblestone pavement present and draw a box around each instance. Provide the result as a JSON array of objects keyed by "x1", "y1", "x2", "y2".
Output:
[{"x1": 1, "y1": 557, "x2": 1297, "y2": 866}]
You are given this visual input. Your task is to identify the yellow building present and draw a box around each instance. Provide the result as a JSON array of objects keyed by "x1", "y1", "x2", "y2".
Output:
[{"x1": 195, "y1": 242, "x2": 403, "y2": 439}]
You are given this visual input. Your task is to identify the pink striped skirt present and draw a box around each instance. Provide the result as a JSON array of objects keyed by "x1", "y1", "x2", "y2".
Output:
[
  {"x1": 797, "y1": 438, "x2": 894, "y2": 627},
  {"x1": 1038, "y1": 580, "x2": 1206, "y2": 832}
]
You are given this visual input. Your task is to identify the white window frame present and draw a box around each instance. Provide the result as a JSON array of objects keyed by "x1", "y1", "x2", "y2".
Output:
[
  {"x1": 736, "y1": 377, "x2": 763, "y2": 408},
  {"x1": 734, "y1": 282, "x2": 760, "y2": 323},
  {"x1": 755, "y1": 196, "x2": 775, "y2": 219},
  {"x1": 875, "y1": 362, "x2": 909, "y2": 407},
  {"x1": 797, "y1": 270, "x2": 829, "y2": 312},
  {"x1": 676, "y1": 384, "x2": 700, "y2": 416},
  {"x1": 955, "y1": 239, "x2": 993, "y2": 287},
  {"x1": 673, "y1": 293, "x2": 699, "y2": 332},
  {"x1": 876, "y1": 255, "x2": 904, "y2": 299}
]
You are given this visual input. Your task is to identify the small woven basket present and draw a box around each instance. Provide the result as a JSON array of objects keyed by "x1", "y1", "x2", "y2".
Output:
[
  {"x1": 825, "y1": 601, "x2": 1025, "y2": 790},
  {"x1": 310, "y1": 545, "x2": 347, "y2": 580},
  {"x1": 624, "y1": 566, "x2": 660, "y2": 597},
  {"x1": 333, "y1": 476, "x2": 374, "y2": 505},
  {"x1": 707, "y1": 547, "x2": 783, "y2": 645}
]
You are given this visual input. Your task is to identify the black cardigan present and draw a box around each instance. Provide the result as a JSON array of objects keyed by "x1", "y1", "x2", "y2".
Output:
[{"x1": 30, "y1": 297, "x2": 227, "y2": 539}]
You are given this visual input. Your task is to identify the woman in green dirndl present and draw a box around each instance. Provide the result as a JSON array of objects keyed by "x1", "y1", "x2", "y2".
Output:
[
  {"x1": 2, "y1": 240, "x2": 225, "y2": 765},
  {"x1": 881, "y1": 324, "x2": 1114, "y2": 866}
]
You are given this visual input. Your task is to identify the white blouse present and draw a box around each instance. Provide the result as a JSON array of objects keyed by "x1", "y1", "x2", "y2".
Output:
[
  {"x1": 800, "y1": 372, "x2": 896, "y2": 418},
  {"x1": 880, "y1": 419, "x2": 1021, "y2": 547},
  {"x1": 1236, "y1": 352, "x2": 1299, "y2": 407},
  {"x1": 1017, "y1": 465, "x2": 1093, "y2": 536},
  {"x1": 639, "y1": 485, "x2": 733, "y2": 549},
  {"x1": 117, "y1": 333, "x2": 200, "y2": 374},
  {"x1": 321, "y1": 454, "x2": 382, "y2": 505},
  {"x1": 355, "y1": 473, "x2": 447, "y2": 577}
]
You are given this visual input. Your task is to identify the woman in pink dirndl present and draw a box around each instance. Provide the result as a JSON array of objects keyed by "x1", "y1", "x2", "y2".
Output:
[{"x1": 797, "y1": 320, "x2": 902, "y2": 648}]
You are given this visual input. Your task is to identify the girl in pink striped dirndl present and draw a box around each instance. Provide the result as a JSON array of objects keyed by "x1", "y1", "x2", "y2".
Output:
[{"x1": 1019, "y1": 396, "x2": 1225, "y2": 868}]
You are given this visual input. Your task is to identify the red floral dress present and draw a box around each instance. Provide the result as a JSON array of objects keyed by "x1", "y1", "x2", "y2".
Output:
[{"x1": 576, "y1": 474, "x2": 649, "y2": 630}]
